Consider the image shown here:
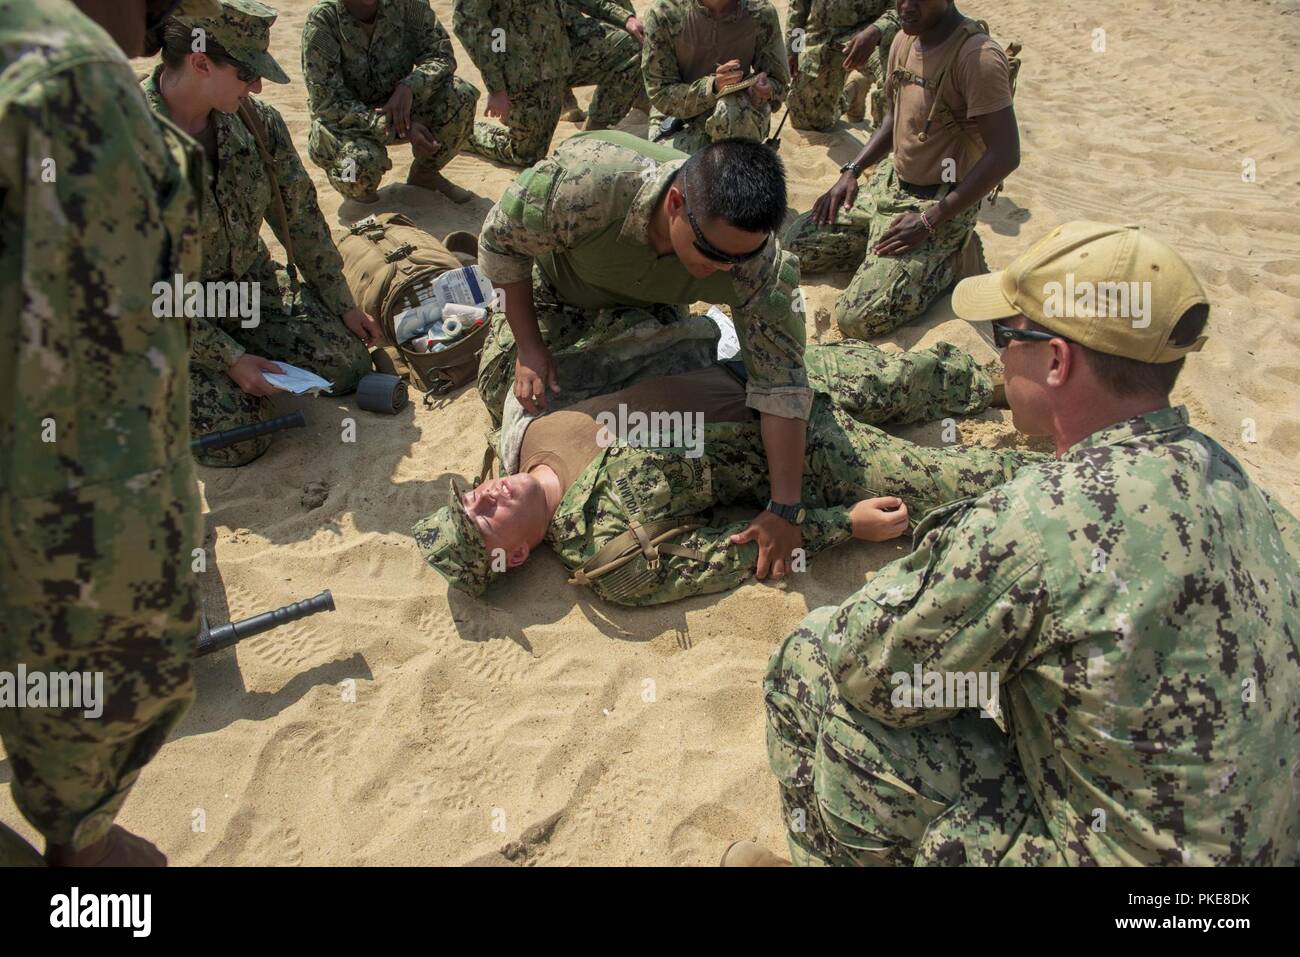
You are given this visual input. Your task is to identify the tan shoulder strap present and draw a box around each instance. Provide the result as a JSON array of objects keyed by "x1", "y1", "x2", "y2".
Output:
[
  {"x1": 235, "y1": 97, "x2": 298, "y2": 287},
  {"x1": 568, "y1": 518, "x2": 706, "y2": 587}
]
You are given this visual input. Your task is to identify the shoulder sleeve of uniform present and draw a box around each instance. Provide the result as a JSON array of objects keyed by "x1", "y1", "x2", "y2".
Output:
[
  {"x1": 826, "y1": 483, "x2": 1047, "y2": 728},
  {"x1": 259, "y1": 99, "x2": 354, "y2": 317},
  {"x1": 872, "y1": 1, "x2": 899, "y2": 34},
  {"x1": 479, "y1": 141, "x2": 642, "y2": 285},
  {"x1": 727, "y1": 246, "x2": 811, "y2": 420},
  {"x1": 302, "y1": 8, "x2": 385, "y2": 136},
  {"x1": 573, "y1": 0, "x2": 633, "y2": 28},
  {"x1": 955, "y1": 33, "x2": 1012, "y2": 119}
]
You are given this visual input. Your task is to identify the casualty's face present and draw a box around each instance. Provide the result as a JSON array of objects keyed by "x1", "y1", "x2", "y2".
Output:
[
  {"x1": 462, "y1": 473, "x2": 547, "y2": 556},
  {"x1": 897, "y1": 0, "x2": 951, "y2": 35}
]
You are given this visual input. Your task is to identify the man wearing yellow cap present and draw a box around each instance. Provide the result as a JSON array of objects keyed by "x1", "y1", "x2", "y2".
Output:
[
  {"x1": 1, "y1": 0, "x2": 222, "y2": 867},
  {"x1": 736, "y1": 222, "x2": 1300, "y2": 867}
]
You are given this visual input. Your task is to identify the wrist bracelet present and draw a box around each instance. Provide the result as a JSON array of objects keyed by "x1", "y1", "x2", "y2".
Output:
[{"x1": 920, "y1": 208, "x2": 939, "y2": 236}]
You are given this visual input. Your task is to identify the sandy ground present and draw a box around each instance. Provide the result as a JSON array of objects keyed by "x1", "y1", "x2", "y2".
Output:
[{"x1": 3, "y1": 0, "x2": 1298, "y2": 865}]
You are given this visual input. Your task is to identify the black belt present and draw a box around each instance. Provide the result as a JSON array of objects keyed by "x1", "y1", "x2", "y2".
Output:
[{"x1": 899, "y1": 180, "x2": 944, "y2": 200}]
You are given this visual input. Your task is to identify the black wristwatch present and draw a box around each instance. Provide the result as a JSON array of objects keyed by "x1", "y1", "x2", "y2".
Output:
[
  {"x1": 766, "y1": 500, "x2": 806, "y2": 525},
  {"x1": 840, "y1": 159, "x2": 865, "y2": 177}
]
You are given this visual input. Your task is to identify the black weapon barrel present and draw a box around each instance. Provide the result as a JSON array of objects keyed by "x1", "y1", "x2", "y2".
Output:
[
  {"x1": 190, "y1": 410, "x2": 307, "y2": 451},
  {"x1": 197, "y1": 590, "x2": 335, "y2": 656}
]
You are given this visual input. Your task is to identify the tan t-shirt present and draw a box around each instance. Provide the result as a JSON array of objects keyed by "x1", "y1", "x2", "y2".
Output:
[
  {"x1": 674, "y1": 3, "x2": 759, "y2": 83},
  {"x1": 519, "y1": 365, "x2": 753, "y2": 494},
  {"x1": 886, "y1": 25, "x2": 1012, "y2": 185}
]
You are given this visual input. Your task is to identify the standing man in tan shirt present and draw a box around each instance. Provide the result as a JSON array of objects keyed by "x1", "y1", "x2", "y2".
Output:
[{"x1": 783, "y1": 0, "x2": 1019, "y2": 339}]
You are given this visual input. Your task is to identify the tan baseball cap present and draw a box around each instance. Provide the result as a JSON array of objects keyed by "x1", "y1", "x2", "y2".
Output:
[{"x1": 952, "y1": 221, "x2": 1209, "y2": 363}]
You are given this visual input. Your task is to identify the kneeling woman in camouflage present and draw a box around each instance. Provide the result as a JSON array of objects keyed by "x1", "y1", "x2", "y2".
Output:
[{"x1": 144, "y1": 0, "x2": 379, "y2": 466}]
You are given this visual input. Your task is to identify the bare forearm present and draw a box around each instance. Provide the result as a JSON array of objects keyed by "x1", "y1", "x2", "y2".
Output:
[
  {"x1": 760, "y1": 412, "x2": 806, "y2": 503},
  {"x1": 929, "y1": 143, "x2": 1019, "y2": 225},
  {"x1": 849, "y1": 112, "x2": 894, "y2": 172}
]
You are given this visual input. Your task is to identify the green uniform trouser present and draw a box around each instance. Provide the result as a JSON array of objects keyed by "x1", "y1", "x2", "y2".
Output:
[
  {"x1": 469, "y1": 80, "x2": 566, "y2": 168},
  {"x1": 783, "y1": 157, "x2": 978, "y2": 340},
  {"x1": 659, "y1": 93, "x2": 773, "y2": 154},
  {"x1": 190, "y1": 270, "x2": 372, "y2": 468},
  {"x1": 788, "y1": 23, "x2": 897, "y2": 133},
  {"x1": 309, "y1": 76, "x2": 480, "y2": 202},
  {"x1": 0, "y1": 457, "x2": 200, "y2": 858},
  {"x1": 567, "y1": 15, "x2": 643, "y2": 127},
  {"x1": 765, "y1": 607, "x2": 1067, "y2": 866}
]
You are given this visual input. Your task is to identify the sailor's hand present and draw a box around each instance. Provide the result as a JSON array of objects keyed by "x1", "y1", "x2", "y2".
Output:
[
  {"x1": 850, "y1": 497, "x2": 909, "y2": 541},
  {"x1": 731, "y1": 510, "x2": 803, "y2": 580},
  {"x1": 342, "y1": 306, "x2": 380, "y2": 347},
  {"x1": 227, "y1": 354, "x2": 284, "y2": 397},
  {"x1": 379, "y1": 83, "x2": 414, "y2": 140},
  {"x1": 408, "y1": 121, "x2": 440, "y2": 157},
  {"x1": 486, "y1": 90, "x2": 511, "y2": 122},
  {"x1": 842, "y1": 25, "x2": 882, "y2": 72},
  {"x1": 874, "y1": 210, "x2": 930, "y2": 256},
  {"x1": 515, "y1": 344, "x2": 559, "y2": 414},
  {"x1": 713, "y1": 59, "x2": 743, "y2": 93},
  {"x1": 749, "y1": 72, "x2": 773, "y2": 105},
  {"x1": 625, "y1": 15, "x2": 645, "y2": 45},
  {"x1": 812, "y1": 170, "x2": 859, "y2": 225}
]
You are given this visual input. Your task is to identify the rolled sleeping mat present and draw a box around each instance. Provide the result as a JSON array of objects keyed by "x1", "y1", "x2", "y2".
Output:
[{"x1": 356, "y1": 372, "x2": 408, "y2": 414}]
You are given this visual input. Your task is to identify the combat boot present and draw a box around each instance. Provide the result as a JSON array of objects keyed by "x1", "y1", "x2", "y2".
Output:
[
  {"x1": 408, "y1": 163, "x2": 472, "y2": 204},
  {"x1": 560, "y1": 88, "x2": 586, "y2": 123}
]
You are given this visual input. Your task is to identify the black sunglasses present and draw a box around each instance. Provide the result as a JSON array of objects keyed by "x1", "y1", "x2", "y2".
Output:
[
  {"x1": 213, "y1": 52, "x2": 259, "y2": 84},
  {"x1": 681, "y1": 186, "x2": 768, "y2": 265},
  {"x1": 991, "y1": 321, "x2": 1072, "y2": 350}
]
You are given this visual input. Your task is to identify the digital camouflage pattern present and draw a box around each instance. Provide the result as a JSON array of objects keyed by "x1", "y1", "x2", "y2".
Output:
[
  {"x1": 787, "y1": 0, "x2": 897, "y2": 132},
  {"x1": 562, "y1": 0, "x2": 644, "y2": 128},
  {"x1": 420, "y1": 341, "x2": 1036, "y2": 604},
  {"x1": 412, "y1": 478, "x2": 494, "y2": 597},
  {"x1": 767, "y1": 406, "x2": 1300, "y2": 865},
  {"x1": 783, "y1": 157, "x2": 977, "y2": 339},
  {"x1": 476, "y1": 131, "x2": 810, "y2": 427},
  {"x1": 302, "y1": 0, "x2": 480, "y2": 199},
  {"x1": 641, "y1": 0, "x2": 788, "y2": 153},
  {"x1": 176, "y1": 0, "x2": 290, "y2": 84},
  {"x1": 452, "y1": 0, "x2": 569, "y2": 166},
  {"x1": 0, "y1": 0, "x2": 205, "y2": 854},
  {"x1": 142, "y1": 70, "x2": 372, "y2": 467}
]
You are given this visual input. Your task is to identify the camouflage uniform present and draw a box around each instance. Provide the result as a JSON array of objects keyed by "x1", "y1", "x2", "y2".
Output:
[
  {"x1": 302, "y1": 0, "x2": 480, "y2": 201},
  {"x1": 143, "y1": 49, "x2": 372, "y2": 467},
  {"x1": 476, "y1": 130, "x2": 810, "y2": 428},
  {"x1": 641, "y1": 0, "x2": 789, "y2": 153},
  {"x1": 562, "y1": 0, "x2": 644, "y2": 128},
  {"x1": 767, "y1": 407, "x2": 1300, "y2": 865},
  {"x1": 0, "y1": 0, "x2": 215, "y2": 858},
  {"x1": 415, "y1": 340, "x2": 1038, "y2": 604},
  {"x1": 783, "y1": 157, "x2": 978, "y2": 339},
  {"x1": 787, "y1": 0, "x2": 897, "y2": 132}
]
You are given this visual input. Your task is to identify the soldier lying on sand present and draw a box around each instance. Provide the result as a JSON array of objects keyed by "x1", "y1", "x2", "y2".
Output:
[{"x1": 413, "y1": 340, "x2": 1044, "y2": 606}]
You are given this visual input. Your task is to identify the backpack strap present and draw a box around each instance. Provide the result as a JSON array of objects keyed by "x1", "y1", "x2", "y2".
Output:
[{"x1": 235, "y1": 97, "x2": 298, "y2": 293}]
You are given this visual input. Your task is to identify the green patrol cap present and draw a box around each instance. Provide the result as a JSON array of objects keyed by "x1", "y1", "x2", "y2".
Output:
[
  {"x1": 411, "y1": 478, "x2": 499, "y2": 598},
  {"x1": 177, "y1": 0, "x2": 289, "y2": 84}
]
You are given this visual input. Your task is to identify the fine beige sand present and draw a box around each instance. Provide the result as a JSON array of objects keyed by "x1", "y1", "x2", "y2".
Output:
[{"x1": 3, "y1": 0, "x2": 1298, "y2": 865}]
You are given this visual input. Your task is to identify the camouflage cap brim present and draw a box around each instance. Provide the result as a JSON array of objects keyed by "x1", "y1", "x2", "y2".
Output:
[
  {"x1": 238, "y1": 46, "x2": 289, "y2": 84},
  {"x1": 411, "y1": 478, "x2": 497, "y2": 598}
]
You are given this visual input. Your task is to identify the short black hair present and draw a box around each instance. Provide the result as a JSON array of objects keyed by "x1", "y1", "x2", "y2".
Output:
[
  {"x1": 679, "y1": 138, "x2": 787, "y2": 235},
  {"x1": 1029, "y1": 303, "x2": 1210, "y2": 400}
]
